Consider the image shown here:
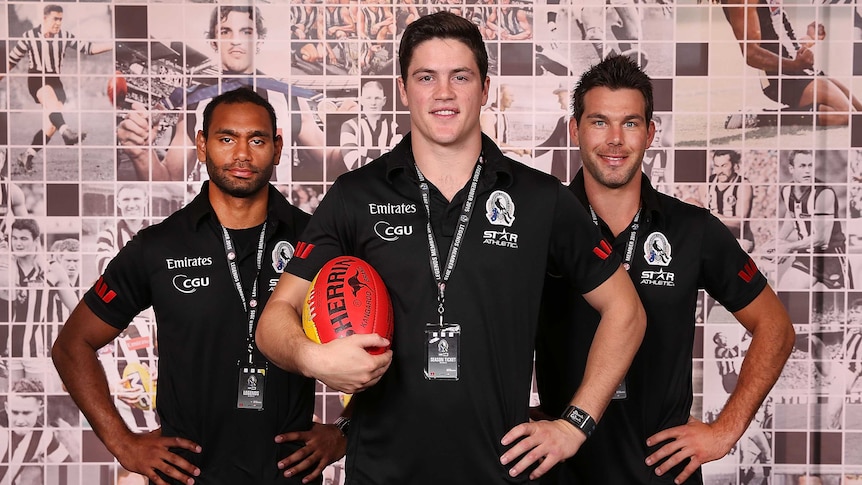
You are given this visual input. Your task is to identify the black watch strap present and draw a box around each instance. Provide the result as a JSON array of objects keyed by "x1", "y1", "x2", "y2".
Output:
[
  {"x1": 334, "y1": 416, "x2": 351, "y2": 436},
  {"x1": 561, "y1": 405, "x2": 596, "y2": 438}
]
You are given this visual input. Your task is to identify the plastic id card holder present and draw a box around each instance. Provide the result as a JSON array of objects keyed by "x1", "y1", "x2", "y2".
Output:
[
  {"x1": 425, "y1": 324, "x2": 461, "y2": 381},
  {"x1": 237, "y1": 363, "x2": 267, "y2": 410}
]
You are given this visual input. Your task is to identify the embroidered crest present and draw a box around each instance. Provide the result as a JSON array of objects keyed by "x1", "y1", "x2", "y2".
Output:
[
  {"x1": 643, "y1": 232, "x2": 672, "y2": 267},
  {"x1": 272, "y1": 241, "x2": 295, "y2": 273},
  {"x1": 485, "y1": 190, "x2": 515, "y2": 227}
]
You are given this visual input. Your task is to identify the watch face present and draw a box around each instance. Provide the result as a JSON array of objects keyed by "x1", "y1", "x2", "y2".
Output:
[{"x1": 570, "y1": 409, "x2": 587, "y2": 426}]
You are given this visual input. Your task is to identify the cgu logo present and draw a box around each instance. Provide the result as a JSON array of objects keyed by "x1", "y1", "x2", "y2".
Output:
[
  {"x1": 374, "y1": 221, "x2": 413, "y2": 242},
  {"x1": 172, "y1": 274, "x2": 210, "y2": 294}
]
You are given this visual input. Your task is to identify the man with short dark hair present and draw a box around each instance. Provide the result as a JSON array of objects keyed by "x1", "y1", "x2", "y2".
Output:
[
  {"x1": 257, "y1": 12, "x2": 646, "y2": 484},
  {"x1": 46, "y1": 238, "x2": 80, "y2": 328},
  {"x1": 1, "y1": 219, "x2": 76, "y2": 385},
  {"x1": 535, "y1": 55, "x2": 794, "y2": 484},
  {"x1": 96, "y1": 184, "x2": 149, "y2": 275},
  {"x1": 340, "y1": 80, "x2": 402, "y2": 171},
  {"x1": 53, "y1": 88, "x2": 342, "y2": 484},
  {"x1": 118, "y1": 5, "x2": 328, "y2": 182},
  {"x1": 0, "y1": 377, "x2": 72, "y2": 484},
  {"x1": 777, "y1": 149, "x2": 849, "y2": 289},
  {"x1": 4, "y1": 4, "x2": 112, "y2": 172},
  {"x1": 708, "y1": 149, "x2": 754, "y2": 252}
]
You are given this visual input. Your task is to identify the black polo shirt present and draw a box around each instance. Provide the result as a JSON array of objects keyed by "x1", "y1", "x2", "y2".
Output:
[
  {"x1": 287, "y1": 133, "x2": 619, "y2": 484},
  {"x1": 83, "y1": 182, "x2": 314, "y2": 484},
  {"x1": 536, "y1": 170, "x2": 767, "y2": 484}
]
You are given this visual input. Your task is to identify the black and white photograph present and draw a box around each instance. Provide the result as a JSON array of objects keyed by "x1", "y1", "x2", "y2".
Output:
[{"x1": 2, "y1": 0, "x2": 862, "y2": 482}]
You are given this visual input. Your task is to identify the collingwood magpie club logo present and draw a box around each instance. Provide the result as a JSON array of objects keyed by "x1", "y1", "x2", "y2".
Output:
[
  {"x1": 640, "y1": 232, "x2": 674, "y2": 287},
  {"x1": 486, "y1": 190, "x2": 515, "y2": 227},
  {"x1": 272, "y1": 241, "x2": 295, "y2": 273},
  {"x1": 644, "y1": 232, "x2": 672, "y2": 266}
]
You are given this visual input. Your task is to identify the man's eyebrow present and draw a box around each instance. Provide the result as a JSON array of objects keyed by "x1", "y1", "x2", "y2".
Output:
[
  {"x1": 410, "y1": 67, "x2": 437, "y2": 77},
  {"x1": 410, "y1": 66, "x2": 475, "y2": 76},
  {"x1": 214, "y1": 128, "x2": 272, "y2": 138},
  {"x1": 584, "y1": 113, "x2": 646, "y2": 122}
]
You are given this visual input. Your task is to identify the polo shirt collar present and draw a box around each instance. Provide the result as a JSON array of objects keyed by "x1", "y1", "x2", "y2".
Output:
[
  {"x1": 384, "y1": 133, "x2": 514, "y2": 189},
  {"x1": 570, "y1": 168, "x2": 664, "y2": 225},
  {"x1": 187, "y1": 181, "x2": 292, "y2": 232}
]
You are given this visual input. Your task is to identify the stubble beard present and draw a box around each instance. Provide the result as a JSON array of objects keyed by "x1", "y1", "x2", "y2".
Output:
[
  {"x1": 206, "y1": 155, "x2": 273, "y2": 199},
  {"x1": 583, "y1": 154, "x2": 641, "y2": 190}
]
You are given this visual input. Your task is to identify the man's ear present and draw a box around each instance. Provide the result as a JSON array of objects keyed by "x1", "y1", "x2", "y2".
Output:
[
  {"x1": 195, "y1": 131, "x2": 208, "y2": 163},
  {"x1": 645, "y1": 119, "x2": 656, "y2": 149},
  {"x1": 397, "y1": 77, "x2": 408, "y2": 107},
  {"x1": 273, "y1": 134, "x2": 284, "y2": 166}
]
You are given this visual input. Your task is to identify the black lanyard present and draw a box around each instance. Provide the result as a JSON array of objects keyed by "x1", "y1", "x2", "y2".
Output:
[
  {"x1": 589, "y1": 206, "x2": 641, "y2": 272},
  {"x1": 220, "y1": 222, "x2": 267, "y2": 364},
  {"x1": 416, "y1": 157, "x2": 483, "y2": 324}
]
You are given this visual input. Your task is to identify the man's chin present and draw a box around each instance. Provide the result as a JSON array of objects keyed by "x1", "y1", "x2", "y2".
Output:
[
  {"x1": 220, "y1": 181, "x2": 268, "y2": 199},
  {"x1": 222, "y1": 61, "x2": 254, "y2": 74}
]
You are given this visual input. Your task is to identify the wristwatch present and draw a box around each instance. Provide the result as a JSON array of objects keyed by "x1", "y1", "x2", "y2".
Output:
[
  {"x1": 560, "y1": 405, "x2": 596, "y2": 438},
  {"x1": 334, "y1": 416, "x2": 351, "y2": 436}
]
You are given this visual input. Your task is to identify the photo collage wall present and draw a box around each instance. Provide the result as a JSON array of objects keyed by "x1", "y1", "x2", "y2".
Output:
[{"x1": 1, "y1": 0, "x2": 862, "y2": 483}]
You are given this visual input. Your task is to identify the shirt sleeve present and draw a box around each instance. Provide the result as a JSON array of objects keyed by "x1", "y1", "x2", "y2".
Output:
[
  {"x1": 82, "y1": 232, "x2": 153, "y2": 330},
  {"x1": 548, "y1": 184, "x2": 621, "y2": 294},
  {"x1": 67, "y1": 32, "x2": 93, "y2": 55},
  {"x1": 699, "y1": 212, "x2": 767, "y2": 312},
  {"x1": 286, "y1": 180, "x2": 353, "y2": 281},
  {"x1": 8, "y1": 38, "x2": 29, "y2": 70}
]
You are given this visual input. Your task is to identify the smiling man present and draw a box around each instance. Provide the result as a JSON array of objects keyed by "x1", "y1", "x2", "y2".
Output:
[
  {"x1": 53, "y1": 88, "x2": 343, "y2": 485},
  {"x1": 117, "y1": 6, "x2": 327, "y2": 182},
  {"x1": 257, "y1": 11, "x2": 645, "y2": 484},
  {"x1": 535, "y1": 55, "x2": 794, "y2": 485}
]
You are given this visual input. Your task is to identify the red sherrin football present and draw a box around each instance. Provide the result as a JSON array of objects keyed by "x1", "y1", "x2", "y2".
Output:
[{"x1": 302, "y1": 256, "x2": 393, "y2": 354}]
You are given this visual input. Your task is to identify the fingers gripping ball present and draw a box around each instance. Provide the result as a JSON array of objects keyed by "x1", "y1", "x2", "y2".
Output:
[{"x1": 302, "y1": 256, "x2": 393, "y2": 354}]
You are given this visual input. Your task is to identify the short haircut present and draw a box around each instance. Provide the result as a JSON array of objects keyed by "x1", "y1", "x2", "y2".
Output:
[
  {"x1": 11, "y1": 218, "x2": 40, "y2": 240},
  {"x1": 788, "y1": 150, "x2": 812, "y2": 166},
  {"x1": 201, "y1": 87, "x2": 278, "y2": 140},
  {"x1": 572, "y1": 55, "x2": 654, "y2": 125},
  {"x1": 11, "y1": 377, "x2": 45, "y2": 395},
  {"x1": 117, "y1": 184, "x2": 147, "y2": 199},
  {"x1": 362, "y1": 80, "x2": 386, "y2": 95},
  {"x1": 713, "y1": 150, "x2": 741, "y2": 166},
  {"x1": 207, "y1": 6, "x2": 266, "y2": 40},
  {"x1": 398, "y1": 11, "x2": 488, "y2": 83},
  {"x1": 50, "y1": 238, "x2": 80, "y2": 253},
  {"x1": 44, "y1": 5, "x2": 63, "y2": 16}
]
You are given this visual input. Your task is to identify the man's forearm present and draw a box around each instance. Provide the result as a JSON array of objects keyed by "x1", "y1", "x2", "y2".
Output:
[
  {"x1": 569, "y1": 298, "x2": 645, "y2": 423},
  {"x1": 257, "y1": 298, "x2": 312, "y2": 376},
  {"x1": 715, "y1": 296, "x2": 794, "y2": 441},
  {"x1": 53, "y1": 340, "x2": 137, "y2": 455}
]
